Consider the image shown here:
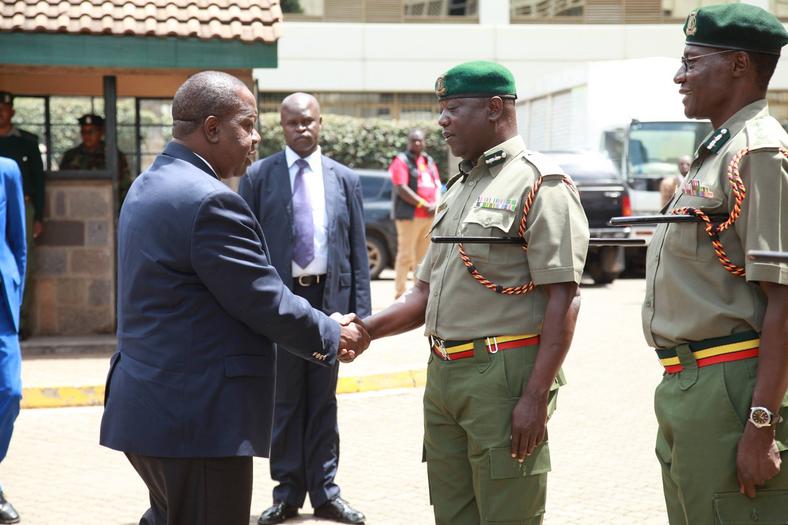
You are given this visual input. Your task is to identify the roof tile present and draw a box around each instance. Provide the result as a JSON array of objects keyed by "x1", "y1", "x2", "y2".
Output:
[{"x1": 0, "y1": 0, "x2": 282, "y2": 43}]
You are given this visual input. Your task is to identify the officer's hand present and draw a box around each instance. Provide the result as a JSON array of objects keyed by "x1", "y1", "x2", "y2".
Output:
[
  {"x1": 335, "y1": 313, "x2": 371, "y2": 363},
  {"x1": 33, "y1": 220, "x2": 43, "y2": 240},
  {"x1": 510, "y1": 391, "x2": 548, "y2": 463},
  {"x1": 736, "y1": 424, "x2": 781, "y2": 498}
]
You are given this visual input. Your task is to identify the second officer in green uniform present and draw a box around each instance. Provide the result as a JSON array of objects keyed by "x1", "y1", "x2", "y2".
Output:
[
  {"x1": 643, "y1": 4, "x2": 788, "y2": 523},
  {"x1": 362, "y1": 61, "x2": 589, "y2": 524}
]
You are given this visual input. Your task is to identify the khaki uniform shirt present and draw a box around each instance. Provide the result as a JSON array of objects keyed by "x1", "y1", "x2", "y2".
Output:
[
  {"x1": 416, "y1": 135, "x2": 589, "y2": 340},
  {"x1": 643, "y1": 100, "x2": 788, "y2": 348}
]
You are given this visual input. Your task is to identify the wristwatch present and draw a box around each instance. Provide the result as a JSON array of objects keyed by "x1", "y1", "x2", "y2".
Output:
[{"x1": 748, "y1": 406, "x2": 778, "y2": 428}]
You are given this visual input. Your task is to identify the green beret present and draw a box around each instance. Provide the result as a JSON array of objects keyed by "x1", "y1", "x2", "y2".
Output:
[
  {"x1": 78, "y1": 114, "x2": 104, "y2": 127},
  {"x1": 684, "y1": 3, "x2": 788, "y2": 56},
  {"x1": 0, "y1": 91, "x2": 13, "y2": 106},
  {"x1": 435, "y1": 61, "x2": 517, "y2": 100}
]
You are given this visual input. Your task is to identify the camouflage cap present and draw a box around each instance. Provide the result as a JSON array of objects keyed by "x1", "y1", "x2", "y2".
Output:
[
  {"x1": 0, "y1": 91, "x2": 13, "y2": 106},
  {"x1": 435, "y1": 61, "x2": 517, "y2": 101},
  {"x1": 684, "y1": 3, "x2": 788, "y2": 56},
  {"x1": 78, "y1": 114, "x2": 105, "y2": 127}
]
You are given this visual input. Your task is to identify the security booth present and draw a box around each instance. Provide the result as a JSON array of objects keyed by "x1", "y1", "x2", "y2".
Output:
[{"x1": 0, "y1": 0, "x2": 280, "y2": 336}]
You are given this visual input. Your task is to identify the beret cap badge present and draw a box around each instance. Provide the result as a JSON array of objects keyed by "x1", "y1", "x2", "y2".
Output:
[
  {"x1": 435, "y1": 76, "x2": 447, "y2": 97},
  {"x1": 686, "y1": 11, "x2": 698, "y2": 36}
]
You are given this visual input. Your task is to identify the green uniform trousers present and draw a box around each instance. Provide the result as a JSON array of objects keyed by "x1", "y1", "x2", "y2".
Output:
[
  {"x1": 423, "y1": 339, "x2": 561, "y2": 525},
  {"x1": 655, "y1": 345, "x2": 788, "y2": 525}
]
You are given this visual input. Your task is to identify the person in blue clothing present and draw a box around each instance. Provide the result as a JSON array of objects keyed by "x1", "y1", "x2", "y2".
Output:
[{"x1": 0, "y1": 156, "x2": 26, "y2": 525}]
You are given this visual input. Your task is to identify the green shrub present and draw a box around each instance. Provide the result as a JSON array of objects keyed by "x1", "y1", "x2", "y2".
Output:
[{"x1": 257, "y1": 113, "x2": 449, "y2": 178}]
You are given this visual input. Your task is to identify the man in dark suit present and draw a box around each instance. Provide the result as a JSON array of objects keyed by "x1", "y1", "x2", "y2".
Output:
[
  {"x1": 99, "y1": 72, "x2": 369, "y2": 525},
  {"x1": 240, "y1": 93, "x2": 370, "y2": 525},
  {"x1": 0, "y1": 156, "x2": 26, "y2": 525}
]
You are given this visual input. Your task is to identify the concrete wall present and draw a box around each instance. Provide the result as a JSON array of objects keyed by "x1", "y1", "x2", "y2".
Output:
[
  {"x1": 31, "y1": 180, "x2": 115, "y2": 335},
  {"x1": 255, "y1": 20, "x2": 788, "y2": 93}
]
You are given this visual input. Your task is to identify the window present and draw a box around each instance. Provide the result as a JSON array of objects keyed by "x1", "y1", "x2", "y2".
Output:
[
  {"x1": 282, "y1": 0, "x2": 478, "y2": 22},
  {"x1": 510, "y1": 0, "x2": 734, "y2": 23},
  {"x1": 10, "y1": 95, "x2": 172, "y2": 177}
]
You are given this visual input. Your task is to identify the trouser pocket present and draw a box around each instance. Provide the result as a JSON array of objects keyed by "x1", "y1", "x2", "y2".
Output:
[
  {"x1": 713, "y1": 490, "x2": 788, "y2": 524},
  {"x1": 480, "y1": 445, "x2": 551, "y2": 523}
]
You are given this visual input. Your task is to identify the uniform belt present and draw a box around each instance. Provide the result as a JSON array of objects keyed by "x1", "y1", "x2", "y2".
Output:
[
  {"x1": 655, "y1": 331, "x2": 759, "y2": 374},
  {"x1": 293, "y1": 274, "x2": 325, "y2": 287},
  {"x1": 429, "y1": 333, "x2": 540, "y2": 361}
]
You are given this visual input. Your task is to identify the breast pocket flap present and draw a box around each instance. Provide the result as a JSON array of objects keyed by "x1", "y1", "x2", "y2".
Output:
[{"x1": 463, "y1": 207, "x2": 515, "y2": 234}]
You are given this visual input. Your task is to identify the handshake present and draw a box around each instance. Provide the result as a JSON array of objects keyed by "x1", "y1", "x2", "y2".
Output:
[{"x1": 330, "y1": 313, "x2": 371, "y2": 363}]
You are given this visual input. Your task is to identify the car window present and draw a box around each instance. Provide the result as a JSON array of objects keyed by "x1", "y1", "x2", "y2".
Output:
[{"x1": 359, "y1": 173, "x2": 390, "y2": 199}]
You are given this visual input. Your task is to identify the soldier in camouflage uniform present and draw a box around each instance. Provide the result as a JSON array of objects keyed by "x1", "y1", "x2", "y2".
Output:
[{"x1": 60, "y1": 114, "x2": 132, "y2": 204}]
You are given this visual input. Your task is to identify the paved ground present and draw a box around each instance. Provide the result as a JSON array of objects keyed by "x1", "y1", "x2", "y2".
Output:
[{"x1": 2, "y1": 274, "x2": 670, "y2": 524}]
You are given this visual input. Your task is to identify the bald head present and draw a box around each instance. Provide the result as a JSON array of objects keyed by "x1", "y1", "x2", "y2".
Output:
[
  {"x1": 172, "y1": 71, "x2": 249, "y2": 138},
  {"x1": 280, "y1": 92, "x2": 322, "y2": 157},
  {"x1": 407, "y1": 129, "x2": 425, "y2": 156}
]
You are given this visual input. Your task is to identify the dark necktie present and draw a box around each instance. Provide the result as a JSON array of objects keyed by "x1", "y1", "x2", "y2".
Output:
[{"x1": 292, "y1": 158, "x2": 315, "y2": 268}]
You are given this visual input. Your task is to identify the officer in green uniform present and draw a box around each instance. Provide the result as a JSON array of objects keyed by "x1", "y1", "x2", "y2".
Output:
[
  {"x1": 60, "y1": 114, "x2": 132, "y2": 204},
  {"x1": 0, "y1": 91, "x2": 46, "y2": 338},
  {"x1": 643, "y1": 5, "x2": 788, "y2": 523},
  {"x1": 360, "y1": 62, "x2": 589, "y2": 524}
]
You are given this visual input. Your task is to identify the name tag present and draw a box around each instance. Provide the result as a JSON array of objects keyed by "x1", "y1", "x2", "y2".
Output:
[
  {"x1": 475, "y1": 196, "x2": 517, "y2": 212},
  {"x1": 681, "y1": 180, "x2": 714, "y2": 199}
]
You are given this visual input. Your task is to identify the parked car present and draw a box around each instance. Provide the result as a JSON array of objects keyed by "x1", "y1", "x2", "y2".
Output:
[
  {"x1": 358, "y1": 169, "x2": 397, "y2": 279},
  {"x1": 542, "y1": 151, "x2": 632, "y2": 284}
]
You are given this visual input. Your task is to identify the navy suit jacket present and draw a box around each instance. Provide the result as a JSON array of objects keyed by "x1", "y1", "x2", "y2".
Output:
[
  {"x1": 239, "y1": 151, "x2": 371, "y2": 318},
  {"x1": 100, "y1": 142, "x2": 340, "y2": 458},
  {"x1": 0, "y1": 157, "x2": 26, "y2": 335}
]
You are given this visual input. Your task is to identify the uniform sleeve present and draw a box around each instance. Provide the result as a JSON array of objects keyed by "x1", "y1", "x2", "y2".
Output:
[
  {"x1": 415, "y1": 242, "x2": 433, "y2": 283},
  {"x1": 524, "y1": 178, "x2": 589, "y2": 285},
  {"x1": 389, "y1": 157, "x2": 409, "y2": 186},
  {"x1": 28, "y1": 141, "x2": 45, "y2": 221},
  {"x1": 736, "y1": 148, "x2": 788, "y2": 284}
]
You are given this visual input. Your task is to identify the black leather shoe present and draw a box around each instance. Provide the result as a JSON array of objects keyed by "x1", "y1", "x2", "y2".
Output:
[
  {"x1": 313, "y1": 497, "x2": 365, "y2": 524},
  {"x1": 0, "y1": 492, "x2": 19, "y2": 524},
  {"x1": 258, "y1": 502, "x2": 298, "y2": 525}
]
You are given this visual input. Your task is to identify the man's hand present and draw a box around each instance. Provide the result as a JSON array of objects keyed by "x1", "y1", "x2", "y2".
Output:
[
  {"x1": 332, "y1": 313, "x2": 370, "y2": 363},
  {"x1": 511, "y1": 391, "x2": 548, "y2": 463},
  {"x1": 33, "y1": 220, "x2": 43, "y2": 240},
  {"x1": 736, "y1": 424, "x2": 782, "y2": 498}
]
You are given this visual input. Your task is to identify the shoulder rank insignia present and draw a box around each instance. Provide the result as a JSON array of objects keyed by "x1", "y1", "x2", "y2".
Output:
[
  {"x1": 484, "y1": 150, "x2": 507, "y2": 167},
  {"x1": 704, "y1": 128, "x2": 730, "y2": 154}
]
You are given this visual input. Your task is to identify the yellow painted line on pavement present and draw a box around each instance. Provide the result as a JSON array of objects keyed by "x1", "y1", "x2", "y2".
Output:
[
  {"x1": 21, "y1": 385, "x2": 105, "y2": 409},
  {"x1": 21, "y1": 369, "x2": 427, "y2": 409}
]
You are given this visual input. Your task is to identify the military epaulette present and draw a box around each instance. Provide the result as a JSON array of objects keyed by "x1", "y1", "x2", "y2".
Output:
[
  {"x1": 521, "y1": 151, "x2": 567, "y2": 178},
  {"x1": 745, "y1": 116, "x2": 786, "y2": 151},
  {"x1": 483, "y1": 150, "x2": 508, "y2": 167},
  {"x1": 702, "y1": 128, "x2": 731, "y2": 154}
]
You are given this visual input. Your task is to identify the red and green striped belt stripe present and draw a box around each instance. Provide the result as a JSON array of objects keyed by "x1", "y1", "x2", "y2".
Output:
[
  {"x1": 430, "y1": 333, "x2": 540, "y2": 362},
  {"x1": 655, "y1": 331, "x2": 759, "y2": 374}
]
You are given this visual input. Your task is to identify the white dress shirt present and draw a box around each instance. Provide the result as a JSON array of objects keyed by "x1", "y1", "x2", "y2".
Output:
[
  {"x1": 285, "y1": 146, "x2": 328, "y2": 277},
  {"x1": 192, "y1": 151, "x2": 219, "y2": 179}
]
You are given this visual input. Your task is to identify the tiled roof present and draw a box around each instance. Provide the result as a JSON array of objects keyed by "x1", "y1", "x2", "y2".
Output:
[{"x1": 1, "y1": 0, "x2": 282, "y2": 44}]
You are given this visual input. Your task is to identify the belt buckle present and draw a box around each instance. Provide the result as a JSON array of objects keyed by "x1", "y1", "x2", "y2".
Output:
[
  {"x1": 431, "y1": 336, "x2": 449, "y2": 360},
  {"x1": 486, "y1": 336, "x2": 499, "y2": 354},
  {"x1": 297, "y1": 275, "x2": 317, "y2": 287}
]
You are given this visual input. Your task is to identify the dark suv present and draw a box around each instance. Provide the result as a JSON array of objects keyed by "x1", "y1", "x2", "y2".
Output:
[
  {"x1": 542, "y1": 151, "x2": 632, "y2": 284},
  {"x1": 358, "y1": 169, "x2": 397, "y2": 279}
]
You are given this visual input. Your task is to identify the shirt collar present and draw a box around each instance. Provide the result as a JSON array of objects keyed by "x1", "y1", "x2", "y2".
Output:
[
  {"x1": 285, "y1": 145, "x2": 322, "y2": 172},
  {"x1": 481, "y1": 135, "x2": 526, "y2": 177},
  {"x1": 191, "y1": 151, "x2": 219, "y2": 179},
  {"x1": 698, "y1": 99, "x2": 769, "y2": 157}
]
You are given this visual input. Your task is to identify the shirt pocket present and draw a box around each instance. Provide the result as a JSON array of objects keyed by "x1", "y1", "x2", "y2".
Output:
[
  {"x1": 667, "y1": 195, "x2": 724, "y2": 261},
  {"x1": 460, "y1": 207, "x2": 517, "y2": 264}
]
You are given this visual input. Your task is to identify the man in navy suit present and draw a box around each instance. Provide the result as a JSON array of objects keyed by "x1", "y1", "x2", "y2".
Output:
[
  {"x1": 0, "y1": 157, "x2": 25, "y2": 525},
  {"x1": 240, "y1": 93, "x2": 370, "y2": 525},
  {"x1": 99, "y1": 72, "x2": 370, "y2": 525}
]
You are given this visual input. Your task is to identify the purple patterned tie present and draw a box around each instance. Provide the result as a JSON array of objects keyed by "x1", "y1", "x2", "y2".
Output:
[{"x1": 292, "y1": 158, "x2": 315, "y2": 268}]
